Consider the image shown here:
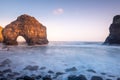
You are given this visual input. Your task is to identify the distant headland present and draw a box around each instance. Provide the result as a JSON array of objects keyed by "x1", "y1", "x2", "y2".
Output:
[
  {"x1": 0, "y1": 14, "x2": 48, "y2": 45},
  {"x1": 104, "y1": 15, "x2": 120, "y2": 45}
]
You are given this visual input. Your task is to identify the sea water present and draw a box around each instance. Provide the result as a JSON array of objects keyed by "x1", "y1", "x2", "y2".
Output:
[{"x1": 0, "y1": 41, "x2": 120, "y2": 79}]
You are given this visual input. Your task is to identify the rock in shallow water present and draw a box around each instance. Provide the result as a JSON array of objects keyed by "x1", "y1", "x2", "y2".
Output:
[
  {"x1": 104, "y1": 15, "x2": 120, "y2": 44},
  {"x1": 68, "y1": 75, "x2": 87, "y2": 80},
  {"x1": 40, "y1": 66, "x2": 46, "y2": 70},
  {"x1": 48, "y1": 70, "x2": 54, "y2": 74},
  {"x1": 43, "y1": 75, "x2": 52, "y2": 80},
  {"x1": 65, "y1": 67, "x2": 77, "y2": 72},
  {"x1": 106, "y1": 79, "x2": 112, "y2": 80},
  {"x1": 86, "y1": 69, "x2": 96, "y2": 73},
  {"x1": 1, "y1": 59, "x2": 12, "y2": 66},
  {"x1": 23, "y1": 65, "x2": 39, "y2": 71},
  {"x1": 35, "y1": 75, "x2": 42, "y2": 79},
  {"x1": 2, "y1": 69, "x2": 12, "y2": 73},
  {"x1": 91, "y1": 76, "x2": 103, "y2": 80},
  {"x1": 117, "y1": 78, "x2": 120, "y2": 80},
  {"x1": 0, "y1": 78, "x2": 7, "y2": 80},
  {"x1": 16, "y1": 76, "x2": 35, "y2": 80}
]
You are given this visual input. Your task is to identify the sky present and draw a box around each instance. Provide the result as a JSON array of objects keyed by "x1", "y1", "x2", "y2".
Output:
[{"x1": 0, "y1": 0, "x2": 120, "y2": 41}]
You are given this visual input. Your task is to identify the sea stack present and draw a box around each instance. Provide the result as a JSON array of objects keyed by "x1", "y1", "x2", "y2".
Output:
[
  {"x1": 104, "y1": 15, "x2": 120, "y2": 44},
  {"x1": 2, "y1": 14, "x2": 48, "y2": 45},
  {"x1": 0, "y1": 26, "x2": 3, "y2": 42}
]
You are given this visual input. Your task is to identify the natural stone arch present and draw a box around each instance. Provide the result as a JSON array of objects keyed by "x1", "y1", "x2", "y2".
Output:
[{"x1": 2, "y1": 14, "x2": 48, "y2": 45}]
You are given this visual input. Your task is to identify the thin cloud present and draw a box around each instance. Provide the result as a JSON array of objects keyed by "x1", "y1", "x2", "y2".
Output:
[{"x1": 53, "y1": 8, "x2": 64, "y2": 15}]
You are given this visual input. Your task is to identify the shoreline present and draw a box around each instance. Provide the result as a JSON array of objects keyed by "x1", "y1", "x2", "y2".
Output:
[
  {"x1": 0, "y1": 42, "x2": 120, "y2": 80},
  {"x1": 0, "y1": 59, "x2": 119, "y2": 80}
]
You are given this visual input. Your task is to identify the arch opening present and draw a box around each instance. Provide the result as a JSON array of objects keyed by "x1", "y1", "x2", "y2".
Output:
[{"x1": 16, "y1": 36, "x2": 27, "y2": 45}]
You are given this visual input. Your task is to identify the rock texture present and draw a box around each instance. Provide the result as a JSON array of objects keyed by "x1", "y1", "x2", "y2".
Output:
[
  {"x1": 104, "y1": 15, "x2": 120, "y2": 44},
  {"x1": 0, "y1": 26, "x2": 3, "y2": 42},
  {"x1": 2, "y1": 14, "x2": 48, "y2": 45}
]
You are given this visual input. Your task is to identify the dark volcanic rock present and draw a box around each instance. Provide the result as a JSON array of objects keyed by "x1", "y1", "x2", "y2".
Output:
[
  {"x1": 54, "y1": 72, "x2": 65, "y2": 78},
  {"x1": 23, "y1": 76, "x2": 35, "y2": 80},
  {"x1": 43, "y1": 75, "x2": 52, "y2": 80},
  {"x1": 40, "y1": 66, "x2": 46, "y2": 70},
  {"x1": 0, "y1": 78, "x2": 7, "y2": 80},
  {"x1": 16, "y1": 76, "x2": 35, "y2": 80},
  {"x1": 23, "y1": 65, "x2": 39, "y2": 71},
  {"x1": 108, "y1": 75, "x2": 115, "y2": 77},
  {"x1": 1, "y1": 59, "x2": 11, "y2": 66},
  {"x1": 2, "y1": 14, "x2": 48, "y2": 45},
  {"x1": 35, "y1": 75, "x2": 42, "y2": 79},
  {"x1": 56, "y1": 72, "x2": 65, "y2": 75},
  {"x1": 91, "y1": 76, "x2": 103, "y2": 80},
  {"x1": 0, "y1": 71, "x2": 4, "y2": 77},
  {"x1": 104, "y1": 15, "x2": 120, "y2": 44},
  {"x1": 3, "y1": 69, "x2": 12, "y2": 73},
  {"x1": 68, "y1": 75, "x2": 77, "y2": 80},
  {"x1": 106, "y1": 79, "x2": 112, "y2": 80},
  {"x1": 48, "y1": 70, "x2": 54, "y2": 74},
  {"x1": 65, "y1": 67, "x2": 77, "y2": 72},
  {"x1": 86, "y1": 69, "x2": 96, "y2": 73},
  {"x1": 68, "y1": 75, "x2": 87, "y2": 80},
  {"x1": 101, "y1": 72, "x2": 106, "y2": 75}
]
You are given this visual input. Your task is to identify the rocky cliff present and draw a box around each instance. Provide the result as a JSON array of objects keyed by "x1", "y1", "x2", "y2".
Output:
[
  {"x1": 0, "y1": 26, "x2": 3, "y2": 42},
  {"x1": 104, "y1": 15, "x2": 120, "y2": 44},
  {"x1": 2, "y1": 14, "x2": 48, "y2": 45}
]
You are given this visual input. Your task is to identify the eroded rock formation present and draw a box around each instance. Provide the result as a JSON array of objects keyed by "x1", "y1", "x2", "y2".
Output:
[
  {"x1": 104, "y1": 15, "x2": 120, "y2": 44},
  {"x1": 2, "y1": 14, "x2": 48, "y2": 45},
  {"x1": 0, "y1": 26, "x2": 3, "y2": 42}
]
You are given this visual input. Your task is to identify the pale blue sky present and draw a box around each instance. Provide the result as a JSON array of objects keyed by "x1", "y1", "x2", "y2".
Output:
[{"x1": 0, "y1": 0, "x2": 120, "y2": 41}]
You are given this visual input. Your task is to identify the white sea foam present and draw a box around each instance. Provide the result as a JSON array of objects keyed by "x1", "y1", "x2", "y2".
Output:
[{"x1": 0, "y1": 41, "x2": 120, "y2": 79}]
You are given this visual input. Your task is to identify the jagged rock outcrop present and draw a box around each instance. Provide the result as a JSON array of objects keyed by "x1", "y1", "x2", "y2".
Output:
[
  {"x1": 0, "y1": 26, "x2": 3, "y2": 42},
  {"x1": 2, "y1": 14, "x2": 48, "y2": 45},
  {"x1": 104, "y1": 15, "x2": 120, "y2": 44}
]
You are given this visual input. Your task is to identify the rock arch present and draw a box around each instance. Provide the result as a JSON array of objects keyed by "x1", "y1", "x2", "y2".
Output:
[{"x1": 2, "y1": 14, "x2": 48, "y2": 45}]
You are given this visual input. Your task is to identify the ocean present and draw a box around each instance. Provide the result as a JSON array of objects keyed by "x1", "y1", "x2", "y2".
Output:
[{"x1": 0, "y1": 41, "x2": 120, "y2": 80}]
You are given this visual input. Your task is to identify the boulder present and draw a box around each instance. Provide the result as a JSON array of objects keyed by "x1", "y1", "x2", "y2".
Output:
[
  {"x1": 117, "y1": 78, "x2": 120, "y2": 80},
  {"x1": 0, "y1": 26, "x2": 3, "y2": 42},
  {"x1": 65, "y1": 67, "x2": 77, "y2": 72},
  {"x1": 2, "y1": 14, "x2": 48, "y2": 45},
  {"x1": 43, "y1": 75, "x2": 52, "y2": 80},
  {"x1": 16, "y1": 76, "x2": 35, "y2": 80},
  {"x1": 86, "y1": 69, "x2": 96, "y2": 73},
  {"x1": 91, "y1": 76, "x2": 103, "y2": 80},
  {"x1": 23, "y1": 65, "x2": 39, "y2": 71},
  {"x1": 68, "y1": 75, "x2": 87, "y2": 80},
  {"x1": 104, "y1": 15, "x2": 120, "y2": 44}
]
